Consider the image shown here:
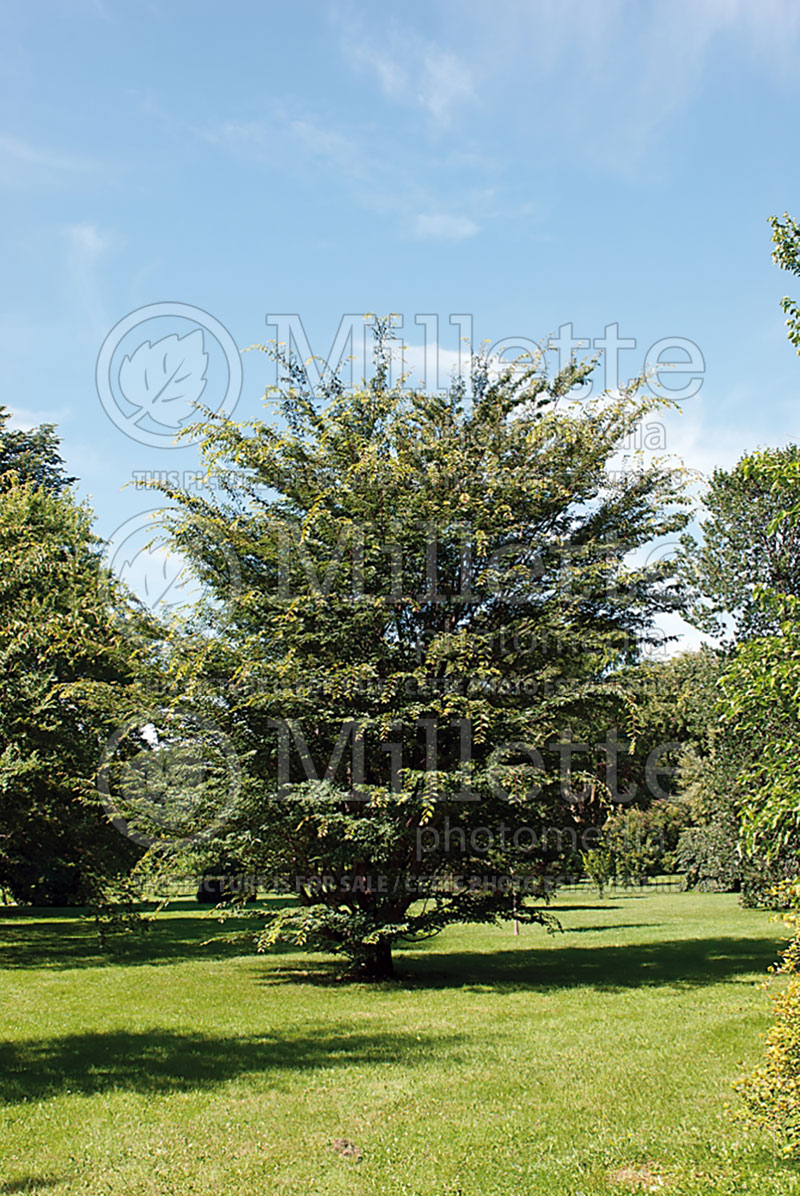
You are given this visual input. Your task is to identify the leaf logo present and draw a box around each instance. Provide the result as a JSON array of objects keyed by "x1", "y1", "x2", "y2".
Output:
[
  {"x1": 118, "y1": 330, "x2": 208, "y2": 429},
  {"x1": 97, "y1": 303, "x2": 242, "y2": 447}
]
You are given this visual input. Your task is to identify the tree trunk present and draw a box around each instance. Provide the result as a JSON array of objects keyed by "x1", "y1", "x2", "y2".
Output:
[{"x1": 358, "y1": 939, "x2": 394, "y2": 979}]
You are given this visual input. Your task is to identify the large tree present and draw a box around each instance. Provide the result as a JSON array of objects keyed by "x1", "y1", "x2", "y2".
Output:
[
  {"x1": 0, "y1": 410, "x2": 149, "y2": 905},
  {"x1": 154, "y1": 335, "x2": 689, "y2": 977}
]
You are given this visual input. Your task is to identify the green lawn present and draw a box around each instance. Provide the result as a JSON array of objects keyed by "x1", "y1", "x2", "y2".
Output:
[{"x1": 1, "y1": 888, "x2": 797, "y2": 1195}]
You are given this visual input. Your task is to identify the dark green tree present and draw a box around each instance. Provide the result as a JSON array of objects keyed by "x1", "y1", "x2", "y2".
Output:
[
  {"x1": 155, "y1": 334, "x2": 690, "y2": 977},
  {"x1": 0, "y1": 405, "x2": 74, "y2": 493},
  {"x1": 607, "y1": 648, "x2": 721, "y2": 803},
  {"x1": 673, "y1": 226, "x2": 800, "y2": 898},
  {"x1": 718, "y1": 587, "x2": 800, "y2": 867},
  {"x1": 0, "y1": 415, "x2": 150, "y2": 905}
]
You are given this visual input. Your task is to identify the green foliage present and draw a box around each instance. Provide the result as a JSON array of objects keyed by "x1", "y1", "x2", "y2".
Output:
[
  {"x1": 717, "y1": 594, "x2": 800, "y2": 864},
  {"x1": 670, "y1": 742, "x2": 794, "y2": 905},
  {"x1": 605, "y1": 649, "x2": 721, "y2": 810},
  {"x1": 736, "y1": 908, "x2": 800, "y2": 1157},
  {"x1": 740, "y1": 855, "x2": 800, "y2": 911},
  {"x1": 0, "y1": 419, "x2": 151, "y2": 905},
  {"x1": 597, "y1": 651, "x2": 733, "y2": 889},
  {"x1": 678, "y1": 445, "x2": 800, "y2": 641},
  {"x1": 0, "y1": 405, "x2": 74, "y2": 494},
  {"x1": 154, "y1": 329, "x2": 690, "y2": 975},
  {"x1": 604, "y1": 800, "x2": 689, "y2": 884},
  {"x1": 770, "y1": 212, "x2": 800, "y2": 355},
  {"x1": 671, "y1": 599, "x2": 800, "y2": 902},
  {"x1": 716, "y1": 226, "x2": 800, "y2": 1158},
  {"x1": 675, "y1": 437, "x2": 800, "y2": 902},
  {"x1": 710, "y1": 323, "x2": 800, "y2": 874},
  {"x1": 676, "y1": 820, "x2": 742, "y2": 893},
  {"x1": 672, "y1": 730, "x2": 747, "y2": 895},
  {"x1": 580, "y1": 846, "x2": 614, "y2": 897}
]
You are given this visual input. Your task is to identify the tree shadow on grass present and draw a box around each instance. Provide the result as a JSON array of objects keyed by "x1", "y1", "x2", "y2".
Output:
[
  {"x1": 0, "y1": 1178, "x2": 62, "y2": 1193},
  {"x1": 402, "y1": 934, "x2": 783, "y2": 991},
  {"x1": 0, "y1": 905, "x2": 783, "y2": 996},
  {"x1": 0, "y1": 1025, "x2": 462, "y2": 1105},
  {"x1": 557, "y1": 923, "x2": 652, "y2": 934},
  {"x1": 254, "y1": 934, "x2": 783, "y2": 993},
  {"x1": 0, "y1": 912, "x2": 268, "y2": 972},
  {"x1": 545, "y1": 903, "x2": 624, "y2": 911}
]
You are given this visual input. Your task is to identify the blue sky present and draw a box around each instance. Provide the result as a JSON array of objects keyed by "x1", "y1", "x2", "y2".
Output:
[{"x1": 2, "y1": 0, "x2": 799, "y2": 647}]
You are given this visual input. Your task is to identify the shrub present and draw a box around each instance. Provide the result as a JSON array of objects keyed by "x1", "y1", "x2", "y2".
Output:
[
  {"x1": 735, "y1": 910, "x2": 800, "y2": 1156},
  {"x1": 741, "y1": 853, "x2": 800, "y2": 909},
  {"x1": 581, "y1": 847, "x2": 614, "y2": 897},
  {"x1": 674, "y1": 819, "x2": 799, "y2": 906},
  {"x1": 676, "y1": 820, "x2": 742, "y2": 892},
  {"x1": 604, "y1": 800, "x2": 689, "y2": 885}
]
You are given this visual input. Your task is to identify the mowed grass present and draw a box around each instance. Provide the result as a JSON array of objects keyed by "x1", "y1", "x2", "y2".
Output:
[{"x1": 1, "y1": 888, "x2": 798, "y2": 1195}]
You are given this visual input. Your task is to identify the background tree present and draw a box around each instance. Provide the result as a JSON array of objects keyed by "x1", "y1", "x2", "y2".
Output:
[
  {"x1": 0, "y1": 412, "x2": 150, "y2": 905},
  {"x1": 678, "y1": 445, "x2": 800, "y2": 641},
  {"x1": 607, "y1": 648, "x2": 720, "y2": 798},
  {"x1": 727, "y1": 518, "x2": 800, "y2": 1148},
  {"x1": 153, "y1": 332, "x2": 690, "y2": 978},
  {"x1": 717, "y1": 589, "x2": 800, "y2": 867},
  {"x1": 591, "y1": 649, "x2": 720, "y2": 886},
  {"x1": 0, "y1": 406, "x2": 74, "y2": 493},
  {"x1": 674, "y1": 443, "x2": 800, "y2": 897}
]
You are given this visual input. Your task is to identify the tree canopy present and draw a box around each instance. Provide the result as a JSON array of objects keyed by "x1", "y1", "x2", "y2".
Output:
[
  {"x1": 148, "y1": 335, "x2": 690, "y2": 976},
  {"x1": 0, "y1": 406, "x2": 74, "y2": 494}
]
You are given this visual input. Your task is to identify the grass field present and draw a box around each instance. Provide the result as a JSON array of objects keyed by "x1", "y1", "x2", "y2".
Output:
[{"x1": 1, "y1": 887, "x2": 798, "y2": 1195}]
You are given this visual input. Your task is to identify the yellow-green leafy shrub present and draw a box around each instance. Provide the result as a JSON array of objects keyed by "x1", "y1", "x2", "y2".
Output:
[{"x1": 736, "y1": 902, "x2": 800, "y2": 1155}]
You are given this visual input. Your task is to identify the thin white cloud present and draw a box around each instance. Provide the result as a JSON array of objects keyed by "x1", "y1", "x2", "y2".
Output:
[
  {"x1": 421, "y1": 0, "x2": 800, "y2": 172},
  {"x1": 200, "y1": 118, "x2": 271, "y2": 158},
  {"x1": 5, "y1": 403, "x2": 71, "y2": 430},
  {"x1": 200, "y1": 112, "x2": 368, "y2": 183},
  {"x1": 64, "y1": 222, "x2": 114, "y2": 338},
  {"x1": 413, "y1": 213, "x2": 479, "y2": 240},
  {"x1": 0, "y1": 133, "x2": 99, "y2": 188},
  {"x1": 67, "y1": 222, "x2": 112, "y2": 257},
  {"x1": 0, "y1": 134, "x2": 86, "y2": 170},
  {"x1": 648, "y1": 611, "x2": 718, "y2": 660},
  {"x1": 336, "y1": 14, "x2": 475, "y2": 128},
  {"x1": 195, "y1": 105, "x2": 490, "y2": 240},
  {"x1": 387, "y1": 340, "x2": 468, "y2": 392},
  {"x1": 288, "y1": 119, "x2": 365, "y2": 176},
  {"x1": 416, "y1": 48, "x2": 474, "y2": 127}
]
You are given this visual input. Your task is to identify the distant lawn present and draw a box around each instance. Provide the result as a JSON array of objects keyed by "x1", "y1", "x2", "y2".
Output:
[{"x1": 1, "y1": 888, "x2": 798, "y2": 1195}]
